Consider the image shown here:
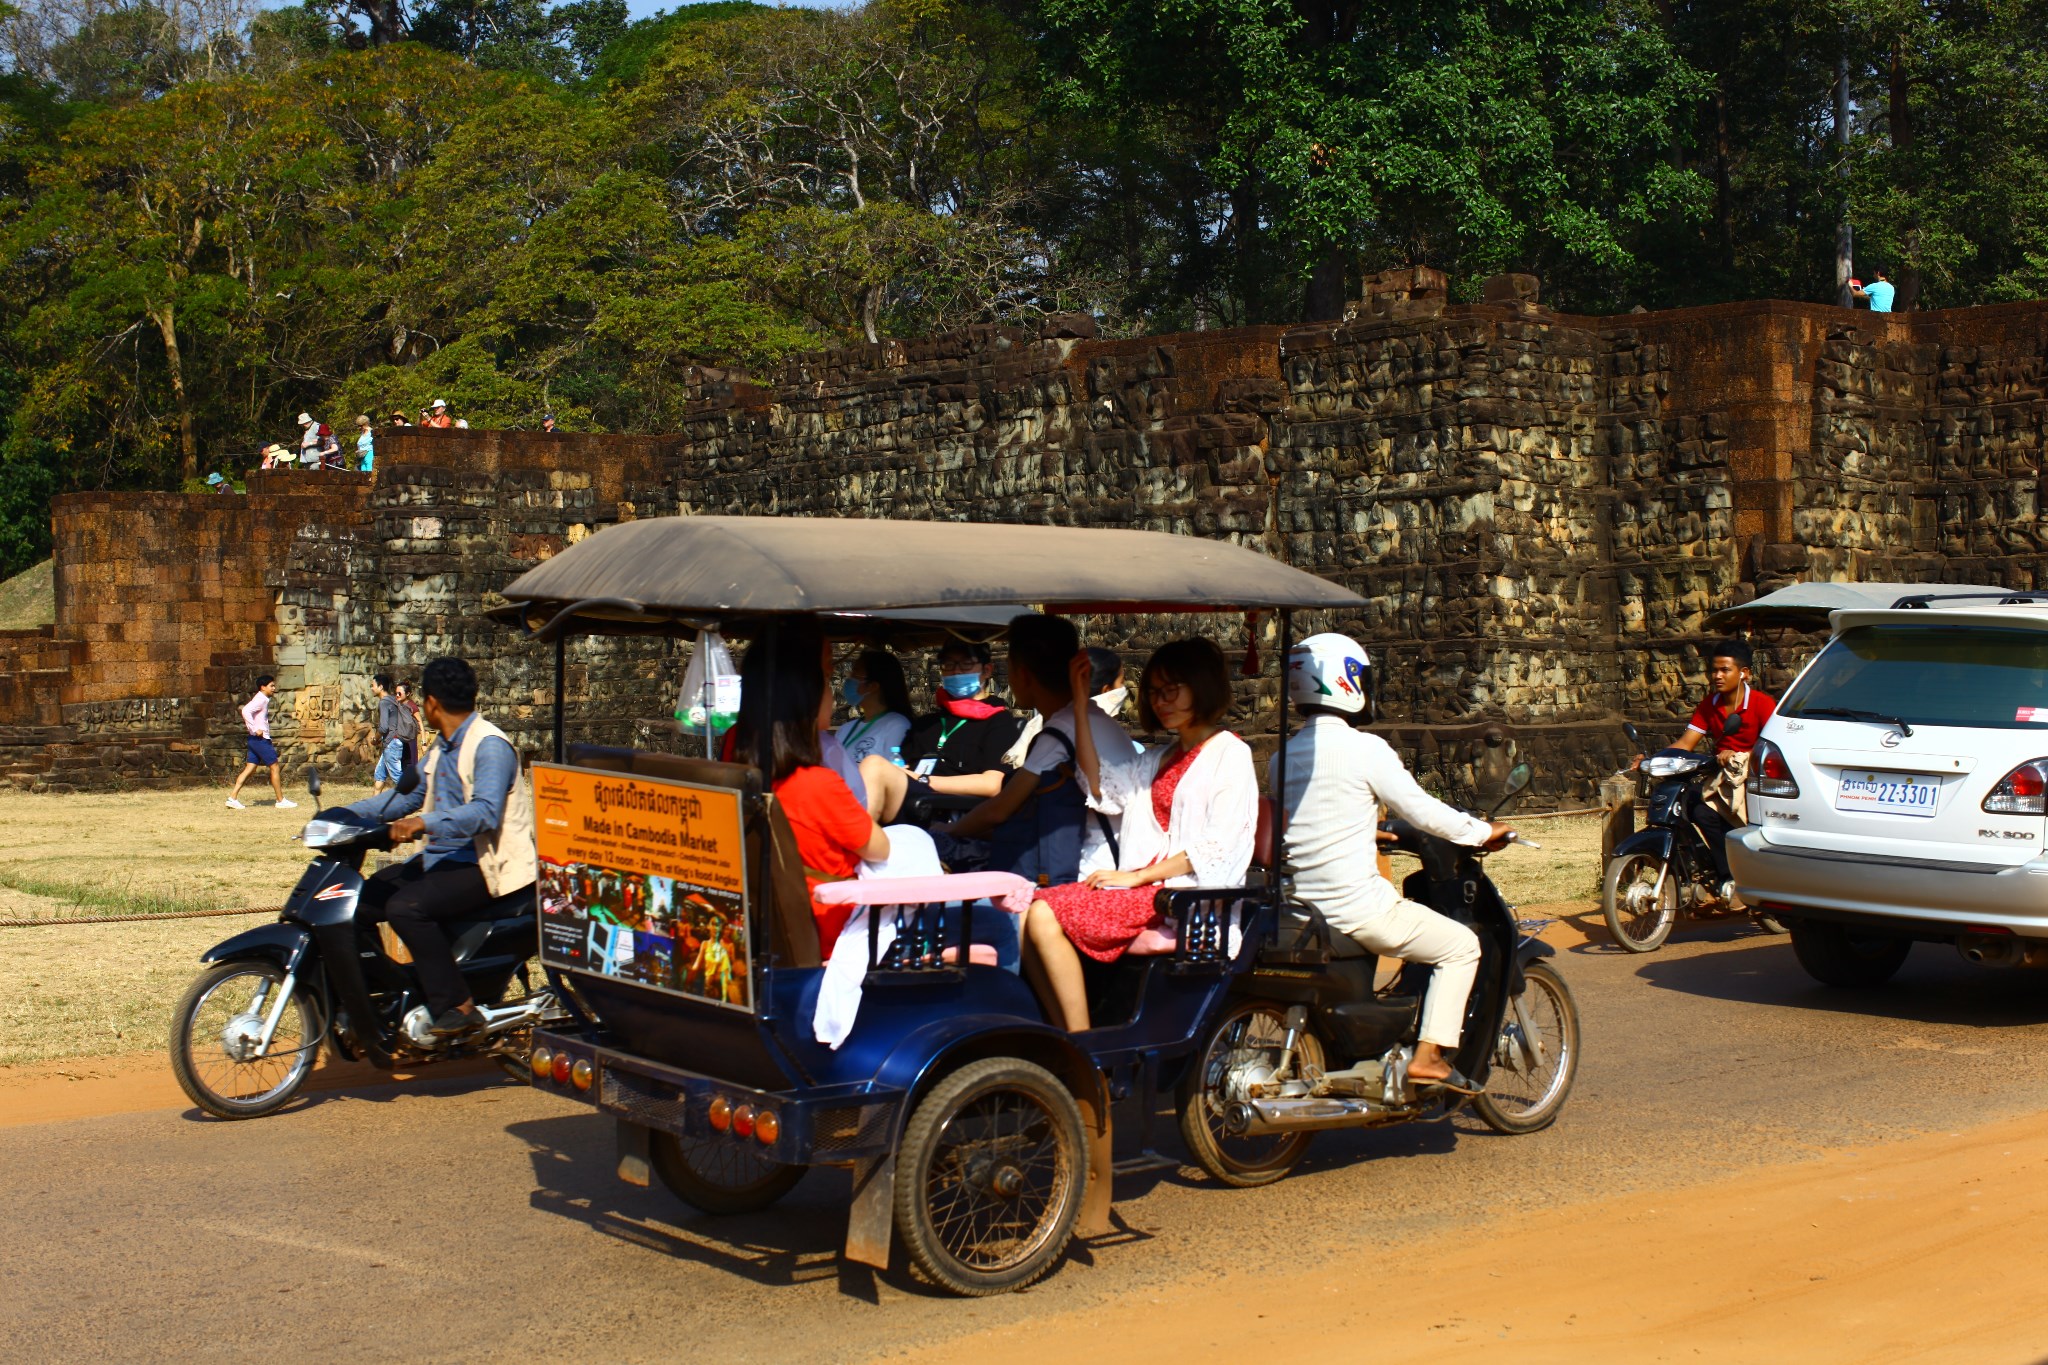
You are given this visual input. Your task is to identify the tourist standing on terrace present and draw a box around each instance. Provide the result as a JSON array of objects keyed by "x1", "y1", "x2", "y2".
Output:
[
  {"x1": 226, "y1": 676, "x2": 295, "y2": 810},
  {"x1": 421, "y1": 398, "x2": 453, "y2": 428},
  {"x1": 355, "y1": 415, "x2": 375, "y2": 472}
]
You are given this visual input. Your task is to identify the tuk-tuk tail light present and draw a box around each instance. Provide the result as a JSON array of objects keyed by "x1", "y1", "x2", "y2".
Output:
[
  {"x1": 708, "y1": 1096, "x2": 732, "y2": 1132},
  {"x1": 732, "y1": 1104, "x2": 757, "y2": 1139},
  {"x1": 530, "y1": 1046, "x2": 553, "y2": 1081},
  {"x1": 754, "y1": 1110, "x2": 780, "y2": 1145},
  {"x1": 550, "y1": 1052, "x2": 573, "y2": 1086},
  {"x1": 570, "y1": 1058, "x2": 594, "y2": 1091}
]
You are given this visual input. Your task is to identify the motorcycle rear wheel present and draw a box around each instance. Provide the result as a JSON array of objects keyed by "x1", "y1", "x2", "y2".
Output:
[
  {"x1": 1471, "y1": 962, "x2": 1580, "y2": 1135},
  {"x1": 650, "y1": 1133, "x2": 805, "y2": 1216},
  {"x1": 169, "y1": 960, "x2": 322, "y2": 1119},
  {"x1": 1602, "y1": 852, "x2": 1678, "y2": 954},
  {"x1": 1176, "y1": 1001, "x2": 1323, "y2": 1188}
]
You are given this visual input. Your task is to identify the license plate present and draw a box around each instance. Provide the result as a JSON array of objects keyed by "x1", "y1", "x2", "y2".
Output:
[{"x1": 1835, "y1": 772, "x2": 1941, "y2": 818}]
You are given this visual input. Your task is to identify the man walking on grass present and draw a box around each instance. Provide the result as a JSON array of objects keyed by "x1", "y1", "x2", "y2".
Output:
[{"x1": 227, "y1": 676, "x2": 296, "y2": 810}]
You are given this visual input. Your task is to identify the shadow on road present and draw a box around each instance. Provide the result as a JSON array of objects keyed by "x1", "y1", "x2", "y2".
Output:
[{"x1": 1634, "y1": 938, "x2": 2048, "y2": 1028}]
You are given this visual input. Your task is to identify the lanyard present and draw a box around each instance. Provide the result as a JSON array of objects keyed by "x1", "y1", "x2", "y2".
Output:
[
  {"x1": 844, "y1": 715, "x2": 882, "y2": 748},
  {"x1": 933, "y1": 719, "x2": 968, "y2": 751}
]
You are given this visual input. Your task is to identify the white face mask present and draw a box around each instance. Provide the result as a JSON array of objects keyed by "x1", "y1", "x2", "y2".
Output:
[{"x1": 1092, "y1": 686, "x2": 1128, "y2": 717}]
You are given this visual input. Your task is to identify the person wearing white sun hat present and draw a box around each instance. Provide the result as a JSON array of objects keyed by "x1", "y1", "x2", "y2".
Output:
[
  {"x1": 1270, "y1": 632, "x2": 1513, "y2": 1091},
  {"x1": 422, "y1": 398, "x2": 453, "y2": 429}
]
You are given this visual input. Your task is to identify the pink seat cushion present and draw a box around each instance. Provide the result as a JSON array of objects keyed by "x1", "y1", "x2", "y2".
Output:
[
  {"x1": 939, "y1": 945, "x2": 1002, "y2": 967},
  {"x1": 1126, "y1": 921, "x2": 1178, "y2": 956}
]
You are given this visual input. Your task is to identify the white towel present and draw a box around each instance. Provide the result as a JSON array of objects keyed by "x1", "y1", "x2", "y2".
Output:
[{"x1": 813, "y1": 826, "x2": 944, "y2": 1048}]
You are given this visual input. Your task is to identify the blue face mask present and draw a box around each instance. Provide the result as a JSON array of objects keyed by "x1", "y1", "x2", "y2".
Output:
[
  {"x1": 940, "y1": 672, "x2": 983, "y2": 699},
  {"x1": 840, "y1": 676, "x2": 866, "y2": 706}
]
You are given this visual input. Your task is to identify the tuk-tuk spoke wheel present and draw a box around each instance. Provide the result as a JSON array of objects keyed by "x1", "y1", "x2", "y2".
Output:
[
  {"x1": 1472, "y1": 963, "x2": 1580, "y2": 1135},
  {"x1": 896, "y1": 1058, "x2": 1085, "y2": 1296},
  {"x1": 649, "y1": 1133, "x2": 805, "y2": 1216},
  {"x1": 1176, "y1": 1001, "x2": 1320, "y2": 1188}
]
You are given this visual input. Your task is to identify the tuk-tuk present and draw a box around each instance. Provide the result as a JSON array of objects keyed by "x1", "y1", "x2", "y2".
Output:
[{"x1": 495, "y1": 516, "x2": 1554, "y2": 1296}]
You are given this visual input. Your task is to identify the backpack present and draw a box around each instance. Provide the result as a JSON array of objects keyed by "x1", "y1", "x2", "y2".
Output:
[{"x1": 983, "y1": 725, "x2": 1120, "y2": 887}]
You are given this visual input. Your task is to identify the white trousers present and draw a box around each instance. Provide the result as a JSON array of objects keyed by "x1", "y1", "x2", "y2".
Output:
[{"x1": 1345, "y1": 898, "x2": 1481, "y2": 1049}]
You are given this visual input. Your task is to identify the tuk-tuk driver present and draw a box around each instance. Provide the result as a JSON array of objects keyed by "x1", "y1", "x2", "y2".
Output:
[{"x1": 1271, "y1": 634, "x2": 1512, "y2": 1091}]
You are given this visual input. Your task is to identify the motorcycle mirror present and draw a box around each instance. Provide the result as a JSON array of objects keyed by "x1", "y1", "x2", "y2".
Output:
[
  {"x1": 306, "y1": 765, "x2": 322, "y2": 798},
  {"x1": 395, "y1": 763, "x2": 421, "y2": 797},
  {"x1": 1622, "y1": 721, "x2": 1642, "y2": 748},
  {"x1": 1489, "y1": 762, "x2": 1533, "y2": 817}
]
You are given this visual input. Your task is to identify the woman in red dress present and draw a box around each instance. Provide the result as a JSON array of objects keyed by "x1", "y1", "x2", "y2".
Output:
[{"x1": 1021, "y1": 638, "x2": 1259, "y2": 1030}]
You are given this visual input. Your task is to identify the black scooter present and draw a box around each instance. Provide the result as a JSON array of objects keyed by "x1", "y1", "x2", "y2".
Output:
[
  {"x1": 169, "y1": 767, "x2": 555, "y2": 1119},
  {"x1": 1172, "y1": 763, "x2": 1582, "y2": 1188},
  {"x1": 1602, "y1": 720, "x2": 1785, "y2": 953}
]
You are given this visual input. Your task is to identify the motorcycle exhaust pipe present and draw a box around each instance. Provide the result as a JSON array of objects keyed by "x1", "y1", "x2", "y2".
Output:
[{"x1": 1224, "y1": 1095, "x2": 1393, "y2": 1136}]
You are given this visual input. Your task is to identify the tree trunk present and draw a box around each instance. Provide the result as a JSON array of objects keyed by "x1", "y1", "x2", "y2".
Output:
[
  {"x1": 150, "y1": 305, "x2": 197, "y2": 482},
  {"x1": 1713, "y1": 84, "x2": 1734, "y2": 269},
  {"x1": 1834, "y1": 34, "x2": 1854, "y2": 308},
  {"x1": 1890, "y1": 35, "x2": 1923, "y2": 311},
  {"x1": 1302, "y1": 243, "x2": 1347, "y2": 323},
  {"x1": 860, "y1": 282, "x2": 883, "y2": 344}
]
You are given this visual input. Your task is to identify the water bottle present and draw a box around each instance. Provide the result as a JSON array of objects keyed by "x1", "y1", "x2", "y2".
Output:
[{"x1": 889, "y1": 743, "x2": 906, "y2": 768}]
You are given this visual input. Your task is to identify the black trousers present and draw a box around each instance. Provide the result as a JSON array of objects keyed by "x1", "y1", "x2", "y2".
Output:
[
  {"x1": 1689, "y1": 795, "x2": 1734, "y2": 884},
  {"x1": 359, "y1": 858, "x2": 494, "y2": 1015}
]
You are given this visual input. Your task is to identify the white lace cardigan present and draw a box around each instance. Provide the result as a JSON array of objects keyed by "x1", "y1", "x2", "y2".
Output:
[{"x1": 1082, "y1": 730, "x2": 1258, "y2": 889}]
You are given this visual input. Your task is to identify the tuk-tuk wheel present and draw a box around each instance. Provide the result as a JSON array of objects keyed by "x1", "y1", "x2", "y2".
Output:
[
  {"x1": 650, "y1": 1133, "x2": 805, "y2": 1216},
  {"x1": 1176, "y1": 1000, "x2": 1321, "y2": 1187},
  {"x1": 895, "y1": 1057, "x2": 1086, "y2": 1296}
]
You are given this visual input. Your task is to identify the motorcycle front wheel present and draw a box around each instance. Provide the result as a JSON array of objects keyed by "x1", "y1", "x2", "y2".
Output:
[
  {"x1": 1472, "y1": 962, "x2": 1580, "y2": 1135},
  {"x1": 1176, "y1": 1000, "x2": 1323, "y2": 1188},
  {"x1": 1602, "y1": 851, "x2": 1678, "y2": 953},
  {"x1": 169, "y1": 960, "x2": 322, "y2": 1119}
]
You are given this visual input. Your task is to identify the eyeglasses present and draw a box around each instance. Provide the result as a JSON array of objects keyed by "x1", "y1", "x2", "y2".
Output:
[{"x1": 1145, "y1": 680, "x2": 1190, "y2": 702}]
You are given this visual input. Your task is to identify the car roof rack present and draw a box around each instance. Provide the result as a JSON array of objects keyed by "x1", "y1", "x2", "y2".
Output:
[{"x1": 1889, "y1": 590, "x2": 2048, "y2": 609}]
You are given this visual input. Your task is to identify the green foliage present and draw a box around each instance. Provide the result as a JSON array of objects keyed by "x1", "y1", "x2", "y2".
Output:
[{"x1": 586, "y1": 1, "x2": 768, "y2": 90}]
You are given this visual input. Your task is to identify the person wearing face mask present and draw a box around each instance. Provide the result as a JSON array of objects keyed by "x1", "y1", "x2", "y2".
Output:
[
  {"x1": 856, "y1": 640, "x2": 1026, "y2": 824},
  {"x1": 834, "y1": 649, "x2": 914, "y2": 767}
]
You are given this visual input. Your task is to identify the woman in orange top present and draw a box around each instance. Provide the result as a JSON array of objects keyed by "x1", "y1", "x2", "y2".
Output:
[{"x1": 729, "y1": 621, "x2": 889, "y2": 955}]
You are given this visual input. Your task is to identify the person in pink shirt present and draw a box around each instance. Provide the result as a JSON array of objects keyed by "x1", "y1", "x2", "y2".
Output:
[{"x1": 226, "y1": 676, "x2": 296, "y2": 810}]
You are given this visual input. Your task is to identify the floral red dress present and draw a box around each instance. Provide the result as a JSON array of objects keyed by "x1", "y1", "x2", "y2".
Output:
[{"x1": 1041, "y1": 742, "x2": 1202, "y2": 962}]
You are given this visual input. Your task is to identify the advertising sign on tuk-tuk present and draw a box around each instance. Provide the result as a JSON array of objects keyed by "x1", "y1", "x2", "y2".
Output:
[{"x1": 532, "y1": 763, "x2": 752, "y2": 1011}]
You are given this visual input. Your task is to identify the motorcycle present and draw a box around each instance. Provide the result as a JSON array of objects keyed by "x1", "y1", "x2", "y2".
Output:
[
  {"x1": 169, "y1": 766, "x2": 558, "y2": 1119},
  {"x1": 1174, "y1": 763, "x2": 1581, "y2": 1186},
  {"x1": 1601, "y1": 720, "x2": 1786, "y2": 953}
]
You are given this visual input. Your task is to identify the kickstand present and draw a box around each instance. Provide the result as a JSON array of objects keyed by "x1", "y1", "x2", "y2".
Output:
[{"x1": 1111, "y1": 1052, "x2": 1178, "y2": 1177}]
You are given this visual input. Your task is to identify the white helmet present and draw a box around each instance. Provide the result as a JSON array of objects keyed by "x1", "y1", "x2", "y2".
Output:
[{"x1": 1287, "y1": 632, "x2": 1372, "y2": 715}]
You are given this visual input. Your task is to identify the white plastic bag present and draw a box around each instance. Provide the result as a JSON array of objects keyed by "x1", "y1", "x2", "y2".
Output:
[{"x1": 676, "y1": 629, "x2": 741, "y2": 738}]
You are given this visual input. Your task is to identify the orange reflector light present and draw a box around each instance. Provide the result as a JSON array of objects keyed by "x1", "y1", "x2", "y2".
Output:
[
  {"x1": 570, "y1": 1058, "x2": 594, "y2": 1091},
  {"x1": 732, "y1": 1104, "x2": 757, "y2": 1139},
  {"x1": 551, "y1": 1052, "x2": 572, "y2": 1085},
  {"x1": 708, "y1": 1096, "x2": 732, "y2": 1132},
  {"x1": 753, "y1": 1110, "x2": 779, "y2": 1145},
  {"x1": 530, "y1": 1047, "x2": 553, "y2": 1080}
]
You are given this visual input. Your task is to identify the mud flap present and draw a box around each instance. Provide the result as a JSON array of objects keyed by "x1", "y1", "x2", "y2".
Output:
[
  {"x1": 615, "y1": 1119, "x2": 651, "y2": 1187},
  {"x1": 844, "y1": 1154, "x2": 895, "y2": 1269},
  {"x1": 1074, "y1": 1084, "x2": 1114, "y2": 1240}
]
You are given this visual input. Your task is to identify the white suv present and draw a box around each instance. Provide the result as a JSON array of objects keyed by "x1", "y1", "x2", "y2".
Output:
[{"x1": 1729, "y1": 591, "x2": 2048, "y2": 987}]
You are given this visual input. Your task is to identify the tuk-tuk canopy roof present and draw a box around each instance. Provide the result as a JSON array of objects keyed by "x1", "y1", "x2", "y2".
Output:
[
  {"x1": 1704, "y1": 580, "x2": 2002, "y2": 631},
  {"x1": 494, "y1": 516, "x2": 1366, "y2": 637}
]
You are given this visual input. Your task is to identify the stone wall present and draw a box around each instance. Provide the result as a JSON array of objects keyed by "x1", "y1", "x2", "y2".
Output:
[{"x1": 9, "y1": 294, "x2": 2048, "y2": 798}]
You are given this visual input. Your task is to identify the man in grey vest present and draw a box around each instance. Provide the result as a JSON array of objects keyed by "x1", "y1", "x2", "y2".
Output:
[{"x1": 346, "y1": 656, "x2": 537, "y2": 1038}]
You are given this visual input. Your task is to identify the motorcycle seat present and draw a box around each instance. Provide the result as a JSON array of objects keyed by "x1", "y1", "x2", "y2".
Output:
[{"x1": 448, "y1": 888, "x2": 536, "y2": 964}]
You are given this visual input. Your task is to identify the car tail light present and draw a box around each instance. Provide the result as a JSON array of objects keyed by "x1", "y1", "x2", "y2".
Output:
[
  {"x1": 753, "y1": 1110, "x2": 780, "y2": 1145},
  {"x1": 530, "y1": 1047, "x2": 553, "y2": 1081},
  {"x1": 1747, "y1": 740, "x2": 1799, "y2": 799},
  {"x1": 1984, "y1": 759, "x2": 2048, "y2": 815},
  {"x1": 570, "y1": 1059, "x2": 594, "y2": 1091},
  {"x1": 550, "y1": 1052, "x2": 573, "y2": 1086},
  {"x1": 732, "y1": 1104, "x2": 757, "y2": 1139},
  {"x1": 708, "y1": 1096, "x2": 732, "y2": 1132}
]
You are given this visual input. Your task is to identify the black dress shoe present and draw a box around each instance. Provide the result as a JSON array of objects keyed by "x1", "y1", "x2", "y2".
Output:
[{"x1": 427, "y1": 1006, "x2": 485, "y2": 1038}]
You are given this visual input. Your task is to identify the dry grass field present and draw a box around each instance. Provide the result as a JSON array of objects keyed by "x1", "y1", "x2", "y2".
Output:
[{"x1": 0, "y1": 785, "x2": 1604, "y2": 1066}]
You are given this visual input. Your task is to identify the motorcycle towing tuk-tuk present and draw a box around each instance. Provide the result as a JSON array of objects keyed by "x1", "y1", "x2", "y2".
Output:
[{"x1": 496, "y1": 516, "x2": 1579, "y2": 1296}]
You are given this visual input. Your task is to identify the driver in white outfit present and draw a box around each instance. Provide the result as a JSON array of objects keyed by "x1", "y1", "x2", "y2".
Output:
[{"x1": 1269, "y1": 633, "x2": 1512, "y2": 1091}]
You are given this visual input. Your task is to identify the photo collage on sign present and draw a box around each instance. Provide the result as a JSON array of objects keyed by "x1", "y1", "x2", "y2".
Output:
[{"x1": 537, "y1": 861, "x2": 749, "y2": 1007}]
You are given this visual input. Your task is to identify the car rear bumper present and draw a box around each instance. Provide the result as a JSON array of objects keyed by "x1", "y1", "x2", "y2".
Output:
[{"x1": 1730, "y1": 827, "x2": 2048, "y2": 939}]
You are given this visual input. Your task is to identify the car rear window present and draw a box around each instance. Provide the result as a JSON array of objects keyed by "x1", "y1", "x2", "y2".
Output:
[{"x1": 1782, "y1": 624, "x2": 2048, "y2": 729}]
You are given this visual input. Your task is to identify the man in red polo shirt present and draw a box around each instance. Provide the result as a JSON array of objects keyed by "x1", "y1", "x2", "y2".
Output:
[{"x1": 1662, "y1": 637, "x2": 1774, "y2": 896}]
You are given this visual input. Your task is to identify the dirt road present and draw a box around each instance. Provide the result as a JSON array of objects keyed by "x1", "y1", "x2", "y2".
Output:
[{"x1": 5, "y1": 918, "x2": 2048, "y2": 1363}]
